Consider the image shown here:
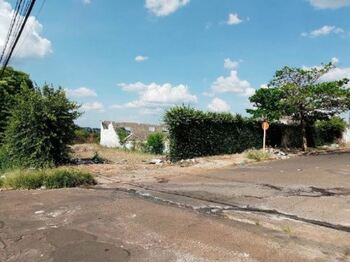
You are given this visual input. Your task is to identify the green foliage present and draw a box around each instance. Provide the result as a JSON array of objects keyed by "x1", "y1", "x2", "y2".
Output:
[
  {"x1": 74, "y1": 127, "x2": 100, "y2": 143},
  {"x1": 248, "y1": 62, "x2": 350, "y2": 150},
  {"x1": 146, "y1": 132, "x2": 165, "y2": 154},
  {"x1": 316, "y1": 117, "x2": 347, "y2": 145},
  {"x1": 117, "y1": 127, "x2": 130, "y2": 145},
  {"x1": 0, "y1": 168, "x2": 95, "y2": 190},
  {"x1": 43, "y1": 169, "x2": 95, "y2": 189},
  {"x1": 1, "y1": 85, "x2": 80, "y2": 169},
  {"x1": 245, "y1": 149, "x2": 272, "y2": 161},
  {"x1": 0, "y1": 67, "x2": 33, "y2": 143},
  {"x1": 164, "y1": 106, "x2": 261, "y2": 161}
]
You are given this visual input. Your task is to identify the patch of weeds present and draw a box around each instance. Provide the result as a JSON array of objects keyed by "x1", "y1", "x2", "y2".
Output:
[
  {"x1": 43, "y1": 169, "x2": 95, "y2": 189},
  {"x1": 91, "y1": 152, "x2": 109, "y2": 164},
  {"x1": 1, "y1": 168, "x2": 96, "y2": 190},
  {"x1": 281, "y1": 225, "x2": 292, "y2": 235},
  {"x1": 245, "y1": 149, "x2": 272, "y2": 162}
]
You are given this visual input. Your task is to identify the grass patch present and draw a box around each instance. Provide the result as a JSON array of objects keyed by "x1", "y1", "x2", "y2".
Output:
[
  {"x1": 244, "y1": 149, "x2": 272, "y2": 161},
  {"x1": 0, "y1": 168, "x2": 95, "y2": 190}
]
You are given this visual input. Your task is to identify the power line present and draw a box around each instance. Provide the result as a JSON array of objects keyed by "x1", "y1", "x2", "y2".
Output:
[
  {"x1": 0, "y1": 0, "x2": 37, "y2": 77},
  {"x1": 0, "y1": 0, "x2": 23, "y2": 65},
  {"x1": 13, "y1": 0, "x2": 47, "y2": 59}
]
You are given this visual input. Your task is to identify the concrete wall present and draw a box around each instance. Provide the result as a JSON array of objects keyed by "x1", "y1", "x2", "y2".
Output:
[
  {"x1": 343, "y1": 127, "x2": 350, "y2": 144},
  {"x1": 100, "y1": 123, "x2": 121, "y2": 148}
]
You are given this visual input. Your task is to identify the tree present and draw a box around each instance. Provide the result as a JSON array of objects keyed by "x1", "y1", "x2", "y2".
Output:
[
  {"x1": 0, "y1": 67, "x2": 33, "y2": 143},
  {"x1": 247, "y1": 62, "x2": 350, "y2": 150},
  {"x1": 2, "y1": 85, "x2": 80, "y2": 168}
]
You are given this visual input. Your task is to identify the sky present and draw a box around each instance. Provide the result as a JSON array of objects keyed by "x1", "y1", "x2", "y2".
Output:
[{"x1": 1, "y1": 0, "x2": 350, "y2": 128}]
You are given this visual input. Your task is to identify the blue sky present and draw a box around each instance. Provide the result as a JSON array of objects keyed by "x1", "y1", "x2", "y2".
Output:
[{"x1": 2, "y1": 0, "x2": 350, "y2": 127}]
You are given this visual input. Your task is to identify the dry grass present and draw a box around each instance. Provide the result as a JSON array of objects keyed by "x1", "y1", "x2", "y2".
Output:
[{"x1": 71, "y1": 144, "x2": 158, "y2": 165}]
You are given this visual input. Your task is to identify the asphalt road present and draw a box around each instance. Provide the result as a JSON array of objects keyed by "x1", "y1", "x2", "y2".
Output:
[{"x1": 0, "y1": 152, "x2": 350, "y2": 261}]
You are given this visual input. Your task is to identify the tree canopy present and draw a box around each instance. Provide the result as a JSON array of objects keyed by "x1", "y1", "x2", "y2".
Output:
[
  {"x1": 247, "y1": 62, "x2": 350, "y2": 150},
  {"x1": 0, "y1": 67, "x2": 34, "y2": 143},
  {"x1": 1, "y1": 85, "x2": 80, "y2": 168}
]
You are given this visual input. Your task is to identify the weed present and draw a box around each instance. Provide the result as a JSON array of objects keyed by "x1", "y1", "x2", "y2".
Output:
[
  {"x1": 0, "y1": 168, "x2": 95, "y2": 190},
  {"x1": 245, "y1": 149, "x2": 272, "y2": 161}
]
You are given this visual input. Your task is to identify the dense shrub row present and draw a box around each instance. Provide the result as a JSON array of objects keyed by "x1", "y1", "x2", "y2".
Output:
[
  {"x1": 164, "y1": 106, "x2": 347, "y2": 161},
  {"x1": 164, "y1": 106, "x2": 262, "y2": 161}
]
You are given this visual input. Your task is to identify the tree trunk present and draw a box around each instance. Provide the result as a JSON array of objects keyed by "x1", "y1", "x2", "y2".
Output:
[{"x1": 301, "y1": 119, "x2": 307, "y2": 151}]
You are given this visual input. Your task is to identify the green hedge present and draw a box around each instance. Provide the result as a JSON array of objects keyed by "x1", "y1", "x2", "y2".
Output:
[
  {"x1": 164, "y1": 106, "x2": 347, "y2": 161},
  {"x1": 164, "y1": 106, "x2": 261, "y2": 161}
]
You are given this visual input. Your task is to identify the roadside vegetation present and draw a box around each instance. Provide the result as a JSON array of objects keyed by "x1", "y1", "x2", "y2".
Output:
[
  {"x1": 0, "y1": 168, "x2": 95, "y2": 190},
  {"x1": 244, "y1": 149, "x2": 272, "y2": 161}
]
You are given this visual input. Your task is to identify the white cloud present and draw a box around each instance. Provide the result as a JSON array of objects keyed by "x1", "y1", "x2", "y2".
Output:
[
  {"x1": 224, "y1": 58, "x2": 240, "y2": 70},
  {"x1": 135, "y1": 55, "x2": 149, "y2": 62},
  {"x1": 260, "y1": 83, "x2": 268, "y2": 89},
  {"x1": 208, "y1": 97, "x2": 231, "y2": 112},
  {"x1": 145, "y1": 0, "x2": 190, "y2": 16},
  {"x1": 320, "y1": 67, "x2": 350, "y2": 85},
  {"x1": 301, "y1": 25, "x2": 344, "y2": 38},
  {"x1": 65, "y1": 87, "x2": 97, "y2": 97},
  {"x1": 331, "y1": 57, "x2": 339, "y2": 65},
  {"x1": 303, "y1": 59, "x2": 350, "y2": 87},
  {"x1": 116, "y1": 82, "x2": 197, "y2": 114},
  {"x1": 82, "y1": 0, "x2": 91, "y2": 4},
  {"x1": 211, "y1": 70, "x2": 255, "y2": 97},
  {"x1": 0, "y1": 0, "x2": 52, "y2": 59},
  {"x1": 308, "y1": 0, "x2": 350, "y2": 9},
  {"x1": 81, "y1": 102, "x2": 105, "y2": 112},
  {"x1": 227, "y1": 13, "x2": 242, "y2": 25}
]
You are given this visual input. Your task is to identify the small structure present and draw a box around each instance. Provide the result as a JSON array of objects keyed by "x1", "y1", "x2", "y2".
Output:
[{"x1": 100, "y1": 121, "x2": 167, "y2": 149}]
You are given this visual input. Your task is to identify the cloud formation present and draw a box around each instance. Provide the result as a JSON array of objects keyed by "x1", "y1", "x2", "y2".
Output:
[
  {"x1": 209, "y1": 59, "x2": 255, "y2": 97},
  {"x1": 114, "y1": 82, "x2": 197, "y2": 114},
  {"x1": 308, "y1": 0, "x2": 350, "y2": 9},
  {"x1": 224, "y1": 58, "x2": 240, "y2": 70},
  {"x1": 227, "y1": 13, "x2": 242, "y2": 25},
  {"x1": 65, "y1": 87, "x2": 97, "y2": 97},
  {"x1": 208, "y1": 97, "x2": 231, "y2": 112},
  {"x1": 0, "y1": 0, "x2": 52, "y2": 59},
  {"x1": 145, "y1": 0, "x2": 190, "y2": 16},
  {"x1": 301, "y1": 25, "x2": 344, "y2": 38},
  {"x1": 135, "y1": 55, "x2": 149, "y2": 62},
  {"x1": 81, "y1": 102, "x2": 105, "y2": 112}
]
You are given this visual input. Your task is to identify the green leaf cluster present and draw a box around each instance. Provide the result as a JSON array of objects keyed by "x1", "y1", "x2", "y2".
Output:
[
  {"x1": 1, "y1": 85, "x2": 80, "y2": 168},
  {"x1": 0, "y1": 67, "x2": 33, "y2": 142},
  {"x1": 146, "y1": 132, "x2": 165, "y2": 154},
  {"x1": 164, "y1": 106, "x2": 261, "y2": 161}
]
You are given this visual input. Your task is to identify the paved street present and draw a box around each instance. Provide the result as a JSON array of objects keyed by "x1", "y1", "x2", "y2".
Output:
[{"x1": 1, "y1": 152, "x2": 350, "y2": 261}]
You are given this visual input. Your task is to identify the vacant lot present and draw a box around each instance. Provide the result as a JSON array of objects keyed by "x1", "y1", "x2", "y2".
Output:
[{"x1": 1, "y1": 147, "x2": 350, "y2": 261}]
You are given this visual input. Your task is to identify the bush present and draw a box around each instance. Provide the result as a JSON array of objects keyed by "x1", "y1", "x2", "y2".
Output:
[
  {"x1": 164, "y1": 106, "x2": 347, "y2": 161},
  {"x1": 245, "y1": 149, "x2": 271, "y2": 161},
  {"x1": 117, "y1": 127, "x2": 130, "y2": 145},
  {"x1": 43, "y1": 169, "x2": 95, "y2": 189},
  {"x1": 0, "y1": 168, "x2": 95, "y2": 190},
  {"x1": 315, "y1": 117, "x2": 347, "y2": 145},
  {"x1": 74, "y1": 127, "x2": 100, "y2": 144},
  {"x1": 164, "y1": 106, "x2": 261, "y2": 161},
  {"x1": 1, "y1": 85, "x2": 80, "y2": 168},
  {"x1": 146, "y1": 132, "x2": 165, "y2": 154}
]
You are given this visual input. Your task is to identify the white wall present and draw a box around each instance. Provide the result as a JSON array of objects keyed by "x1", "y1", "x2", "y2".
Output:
[
  {"x1": 343, "y1": 127, "x2": 350, "y2": 144},
  {"x1": 100, "y1": 123, "x2": 121, "y2": 148}
]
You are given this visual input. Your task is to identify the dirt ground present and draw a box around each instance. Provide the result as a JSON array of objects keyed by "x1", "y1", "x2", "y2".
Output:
[{"x1": 1, "y1": 145, "x2": 350, "y2": 261}]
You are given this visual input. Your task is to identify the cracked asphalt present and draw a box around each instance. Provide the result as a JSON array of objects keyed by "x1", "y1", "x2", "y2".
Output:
[{"x1": 1, "y1": 151, "x2": 350, "y2": 261}]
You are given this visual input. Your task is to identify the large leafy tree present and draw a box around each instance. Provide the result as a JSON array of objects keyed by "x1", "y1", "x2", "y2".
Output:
[
  {"x1": 0, "y1": 67, "x2": 33, "y2": 143},
  {"x1": 2, "y1": 85, "x2": 80, "y2": 168},
  {"x1": 247, "y1": 62, "x2": 350, "y2": 150}
]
